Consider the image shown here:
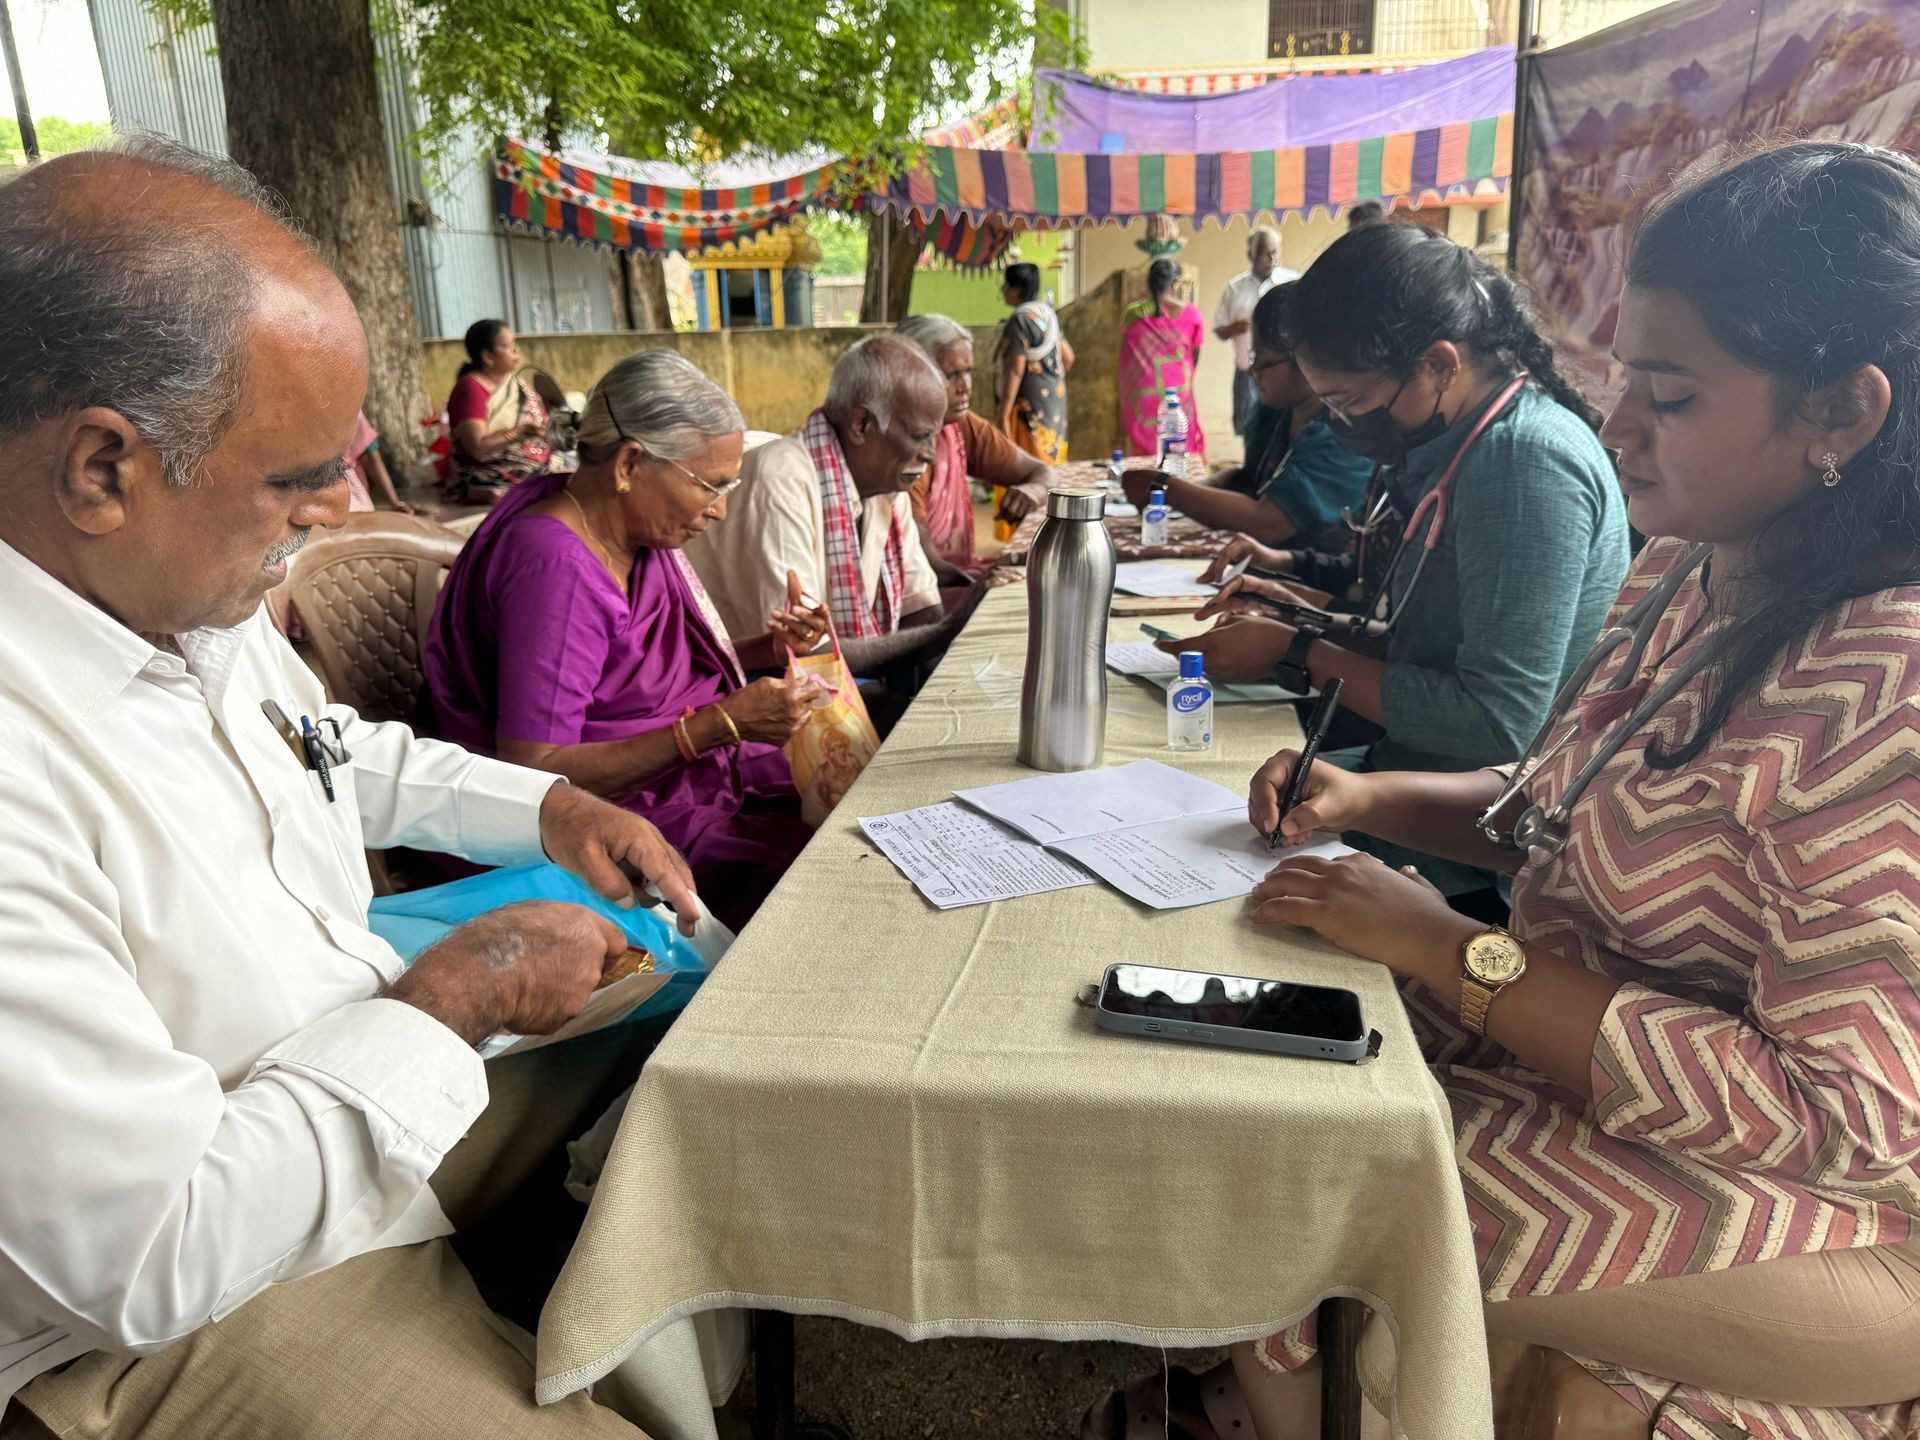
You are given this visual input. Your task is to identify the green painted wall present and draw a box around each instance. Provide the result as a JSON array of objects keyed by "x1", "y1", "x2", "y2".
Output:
[{"x1": 909, "y1": 231, "x2": 1068, "y2": 325}]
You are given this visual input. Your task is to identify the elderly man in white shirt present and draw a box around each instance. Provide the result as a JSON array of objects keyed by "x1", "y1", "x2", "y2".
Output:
[
  {"x1": 0, "y1": 141, "x2": 703, "y2": 1439},
  {"x1": 688, "y1": 335, "x2": 981, "y2": 681},
  {"x1": 1211, "y1": 225, "x2": 1298, "y2": 437}
]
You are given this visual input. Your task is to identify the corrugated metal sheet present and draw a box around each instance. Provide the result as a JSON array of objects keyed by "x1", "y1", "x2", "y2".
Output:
[
  {"x1": 83, "y1": 0, "x2": 629, "y2": 343},
  {"x1": 88, "y1": 0, "x2": 228, "y2": 156}
]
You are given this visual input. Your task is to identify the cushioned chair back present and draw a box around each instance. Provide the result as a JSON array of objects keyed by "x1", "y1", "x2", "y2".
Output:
[{"x1": 268, "y1": 512, "x2": 465, "y2": 724}]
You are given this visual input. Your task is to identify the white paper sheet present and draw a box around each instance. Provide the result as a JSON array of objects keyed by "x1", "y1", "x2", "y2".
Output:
[
  {"x1": 1104, "y1": 640, "x2": 1180, "y2": 676},
  {"x1": 858, "y1": 802, "x2": 1095, "y2": 909},
  {"x1": 954, "y1": 759, "x2": 1243, "y2": 843},
  {"x1": 1105, "y1": 502, "x2": 1140, "y2": 519},
  {"x1": 1112, "y1": 561, "x2": 1218, "y2": 599},
  {"x1": 1048, "y1": 814, "x2": 1352, "y2": 911}
]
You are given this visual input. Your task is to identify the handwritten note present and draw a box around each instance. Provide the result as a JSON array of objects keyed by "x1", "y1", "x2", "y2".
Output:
[
  {"x1": 955, "y1": 759, "x2": 1244, "y2": 842},
  {"x1": 1049, "y1": 813, "x2": 1351, "y2": 910},
  {"x1": 1112, "y1": 561, "x2": 1218, "y2": 599},
  {"x1": 858, "y1": 802, "x2": 1095, "y2": 909}
]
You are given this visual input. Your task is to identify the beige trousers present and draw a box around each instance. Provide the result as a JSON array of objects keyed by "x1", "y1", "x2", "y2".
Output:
[
  {"x1": 4, "y1": 1023, "x2": 658, "y2": 1440},
  {"x1": 1231, "y1": 1229, "x2": 1920, "y2": 1438}
]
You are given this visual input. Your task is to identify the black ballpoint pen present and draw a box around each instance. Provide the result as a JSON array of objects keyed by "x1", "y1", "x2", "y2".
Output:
[
  {"x1": 1269, "y1": 677, "x2": 1343, "y2": 850},
  {"x1": 301, "y1": 716, "x2": 336, "y2": 803}
]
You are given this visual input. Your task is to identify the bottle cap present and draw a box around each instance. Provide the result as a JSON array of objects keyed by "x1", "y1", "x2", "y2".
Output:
[
  {"x1": 1110, "y1": 449, "x2": 1124, "y2": 463},
  {"x1": 1148, "y1": 488, "x2": 1165, "y2": 504},
  {"x1": 1179, "y1": 651, "x2": 1205, "y2": 679}
]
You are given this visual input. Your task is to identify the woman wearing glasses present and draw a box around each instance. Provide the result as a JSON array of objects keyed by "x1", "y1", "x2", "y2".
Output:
[
  {"x1": 422, "y1": 350, "x2": 827, "y2": 931},
  {"x1": 1098, "y1": 143, "x2": 1920, "y2": 1440},
  {"x1": 1118, "y1": 283, "x2": 1373, "y2": 552},
  {"x1": 1164, "y1": 223, "x2": 1629, "y2": 896}
]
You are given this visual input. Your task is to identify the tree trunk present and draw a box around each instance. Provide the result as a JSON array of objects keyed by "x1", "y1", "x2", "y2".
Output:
[
  {"x1": 209, "y1": 0, "x2": 428, "y2": 466},
  {"x1": 859, "y1": 208, "x2": 920, "y2": 324},
  {"x1": 630, "y1": 252, "x2": 674, "y2": 330}
]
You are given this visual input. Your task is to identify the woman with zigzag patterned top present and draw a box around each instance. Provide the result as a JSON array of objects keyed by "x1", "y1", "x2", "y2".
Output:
[{"x1": 1089, "y1": 143, "x2": 1920, "y2": 1440}]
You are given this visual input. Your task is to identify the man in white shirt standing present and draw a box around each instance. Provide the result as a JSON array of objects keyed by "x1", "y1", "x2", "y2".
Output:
[
  {"x1": 1212, "y1": 225, "x2": 1297, "y2": 437},
  {"x1": 0, "y1": 141, "x2": 703, "y2": 1438},
  {"x1": 687, "y1": 334, "x2": 980, "y2": 681}
]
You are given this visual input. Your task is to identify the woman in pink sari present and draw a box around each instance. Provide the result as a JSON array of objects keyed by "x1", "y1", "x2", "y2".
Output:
[{"x1": 1120, "y1": 257, "x2": 1206, "y2": 462}]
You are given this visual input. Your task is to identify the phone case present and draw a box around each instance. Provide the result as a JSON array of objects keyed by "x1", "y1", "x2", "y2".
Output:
[{"x1": 1093, "y1": 963, "x2": 1378, "y2": 1064}]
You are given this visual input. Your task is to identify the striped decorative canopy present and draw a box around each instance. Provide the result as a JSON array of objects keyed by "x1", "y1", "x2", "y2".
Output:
[
  {"x1": 878, "y1": 115, "x2": 1512, "y2": 229},
  {"x1": 493, "y1": 113, "x2": 1512, "y2": 265},
  {"x1": 493, "y1": 138, "x2": 842, "y2": 254}
]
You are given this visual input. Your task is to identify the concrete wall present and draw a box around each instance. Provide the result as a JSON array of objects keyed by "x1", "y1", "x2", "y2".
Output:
[
  {"x1": 1082, "y1": 0, "x2": 1269, "y2": 68},
  {"x1": 429, "y1": 289, "x2": 1129, "y2": 461},
  {"x1": 425, "y1": 327, "x2": 886, "y2": 437}
]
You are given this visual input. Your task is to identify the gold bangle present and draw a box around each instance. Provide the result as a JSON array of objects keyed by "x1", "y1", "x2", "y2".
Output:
[{"x1": 712, "y1": 703, "x2": 742, "y2": 746}]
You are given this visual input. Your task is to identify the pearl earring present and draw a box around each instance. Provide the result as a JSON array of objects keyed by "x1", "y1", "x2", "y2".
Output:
[{"x1": 1821, "y1": 452, "x2": 1842, "y2": 489}]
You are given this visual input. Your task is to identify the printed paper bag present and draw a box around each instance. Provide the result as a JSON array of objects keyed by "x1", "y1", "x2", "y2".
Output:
[{"x1": 784, "y1": 637, "x2": 880, "y2": 825}]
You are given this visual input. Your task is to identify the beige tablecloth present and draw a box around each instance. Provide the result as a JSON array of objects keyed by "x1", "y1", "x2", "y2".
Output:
[{"x1": 536, "y1": 578, "x2": 1493, "y2": 1440}]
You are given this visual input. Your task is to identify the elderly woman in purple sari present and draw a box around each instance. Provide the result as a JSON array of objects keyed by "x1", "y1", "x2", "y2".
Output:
[
  {"x1": 1120, "y1": 257, "x2": 1207, "y2": 462},
  {"x1": 422, "y1": 350, "x2": 829, "y2": 932}
]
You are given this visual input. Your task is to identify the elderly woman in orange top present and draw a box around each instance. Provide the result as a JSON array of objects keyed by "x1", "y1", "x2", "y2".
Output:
[{"x1": 894, "y1": 313, "x2": 1051, "y2": 581}]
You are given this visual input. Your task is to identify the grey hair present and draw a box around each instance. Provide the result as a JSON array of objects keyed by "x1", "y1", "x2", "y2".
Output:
[
  {"x1": 894, "y1": 313, "x2": 970, "y2": 361},
  {"x1": 0, "y1": 133, "x2": 312, "y2": 486},
  {"x1": 1247, "y1": 224, "x2": 1282, "y2": 257},
  {"x1": 823, "y1": 334, "x2": 942, "y2": 431},
  {"x1": 576, "y1": 349, "x2": 742, "y2": 465}
]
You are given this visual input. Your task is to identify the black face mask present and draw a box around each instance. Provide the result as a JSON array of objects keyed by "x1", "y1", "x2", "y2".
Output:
[{"x1": 1325, "y1": 374, "x2": 1448, "y2": 468}]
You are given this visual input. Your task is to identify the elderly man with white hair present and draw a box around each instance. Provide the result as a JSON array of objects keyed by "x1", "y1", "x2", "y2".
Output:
[
  {"x1": 687, "y1": 333, "x2": 979, "y2": 680},
  {"x1": 0, "y1": 139, "x2": 704, "y2": 1437},
  {"x1": 894, "y1": 313, "x2": 1053, "y2": 579},
  {"x1": 1212, "y1": 224, "x2": 1297, "y2": 436}
]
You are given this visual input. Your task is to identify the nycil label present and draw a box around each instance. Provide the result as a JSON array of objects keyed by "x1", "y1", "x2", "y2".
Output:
[{"x1": 1172, "y1": 685, "x2": 1209, "y2": 713}]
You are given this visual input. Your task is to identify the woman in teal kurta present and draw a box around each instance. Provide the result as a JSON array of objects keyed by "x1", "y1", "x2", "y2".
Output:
[{"x1": 1168, "y1": 222, "x2": 1628, "y2": 893}]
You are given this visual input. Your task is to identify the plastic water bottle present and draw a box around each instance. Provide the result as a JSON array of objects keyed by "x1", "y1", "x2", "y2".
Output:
[
  {"x1": 1167, "y1": 652, "x2": 1213, "y2": 752},
  {"x1": 1158, "y1": 389, "x2": 1194, "y2": 478},
  {"x1": 1141, "y1": 488, "x2": 1169, "y2": 546},
  {"x1": 1107, "y1": 449, "x2": 1125, "y2": 488}
]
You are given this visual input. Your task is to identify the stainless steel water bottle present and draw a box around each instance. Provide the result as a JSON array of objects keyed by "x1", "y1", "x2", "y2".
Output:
[{"x1": 1017, "y1": 487, "x2": 1116, "y2": 772}]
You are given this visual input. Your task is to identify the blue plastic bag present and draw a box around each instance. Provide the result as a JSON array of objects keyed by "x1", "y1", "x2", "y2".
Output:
[{"x1": 368, "y1": 863, "x2": 715, "y2": 1035}]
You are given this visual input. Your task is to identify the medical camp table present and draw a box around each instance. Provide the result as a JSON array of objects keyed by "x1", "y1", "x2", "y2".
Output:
[{"x1": 534, "y1": 577, "x2": 1494, "y2": 1440}]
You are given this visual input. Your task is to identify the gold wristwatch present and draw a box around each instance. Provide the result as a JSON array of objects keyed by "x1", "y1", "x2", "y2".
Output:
[{"x1": 1458, "y1": 926, "x2": 1527, "y2": 1034}]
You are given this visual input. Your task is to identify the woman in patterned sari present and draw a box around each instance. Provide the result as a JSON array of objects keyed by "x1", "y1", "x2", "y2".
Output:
[
  {"x1": 1088, "y1": 143, "x2": 1920, "y2": 1440},
  {"x1": 994, "y1": 261, "x2": 1073, "y2": 465},
  {"x1": 1119, "y1": 257, "x2": 1206, "y2": 462}
]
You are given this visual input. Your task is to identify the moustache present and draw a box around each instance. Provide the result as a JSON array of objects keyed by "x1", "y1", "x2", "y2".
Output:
[{"x1": 265, "y1": 531, "x2": 310, "y2": 566}]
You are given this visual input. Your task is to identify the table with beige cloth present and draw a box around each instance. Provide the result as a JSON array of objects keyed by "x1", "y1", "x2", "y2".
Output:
[{"x1": 535, "y1": 576, "x2": 1494, "y2": 1440}]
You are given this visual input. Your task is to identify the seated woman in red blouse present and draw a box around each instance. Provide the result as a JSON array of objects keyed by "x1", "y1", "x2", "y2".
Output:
[
  {"x1": 444, "y1": 318, "x2": 549, "y2": 501},
  {"x1": 1089, "y1": 142, "x2": 1920, "y2": 1440}
]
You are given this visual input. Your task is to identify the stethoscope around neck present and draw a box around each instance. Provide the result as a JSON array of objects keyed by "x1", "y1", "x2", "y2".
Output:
[
  {"x1": 1259, "y1": 373, "x2": 1531, "y2": 642},
  {"x1": 1475, "y1": 544, "x2": 1715, "y2": 865}
]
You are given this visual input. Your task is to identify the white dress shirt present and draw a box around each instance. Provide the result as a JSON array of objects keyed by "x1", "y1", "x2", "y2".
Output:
[
  {"x1": 686, "y1": 434, "x2": 940, "y2": 644},
  {"x1": 1211, "y1": 267, "x2": 1300, "y2": 372},
  {"x1": 0, "y1": 538, "x2": 560, "y2": 1406}
]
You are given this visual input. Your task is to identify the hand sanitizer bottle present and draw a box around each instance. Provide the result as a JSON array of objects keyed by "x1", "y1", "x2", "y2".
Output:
[
  {"x1": 1141, "y1": 488, "x2": 1169, "y2": 546},
  {"x1": 1167, "y1": 651, "x2": 1213, "y2": 751}
]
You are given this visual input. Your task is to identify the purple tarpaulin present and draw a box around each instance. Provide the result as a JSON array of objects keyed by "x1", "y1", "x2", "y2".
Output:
[{"x1": 1033, "y1": 48, "x2": 1516, "y2": 154}]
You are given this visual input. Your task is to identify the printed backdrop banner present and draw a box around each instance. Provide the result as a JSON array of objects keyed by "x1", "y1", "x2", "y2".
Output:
[{"x1": 1519, "y1": 0, "x2": 1920, "y2": 398}]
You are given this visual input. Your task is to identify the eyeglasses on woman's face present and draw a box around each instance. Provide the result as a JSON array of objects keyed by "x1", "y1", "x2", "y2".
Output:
[{"x1": 661, "y1": 454, "x2": 742, "y2": 499}]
